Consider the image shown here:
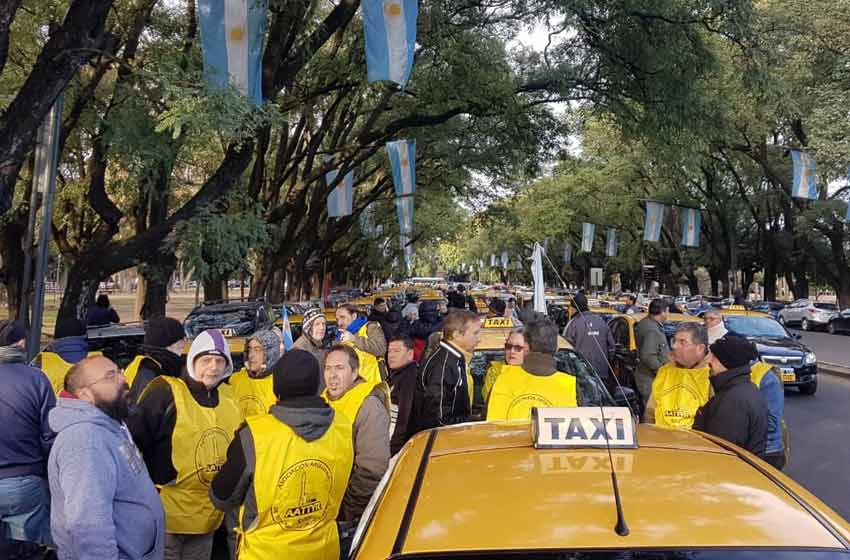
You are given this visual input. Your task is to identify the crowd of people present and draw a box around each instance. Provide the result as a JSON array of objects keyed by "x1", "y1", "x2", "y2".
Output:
[{"x1": 0, "y1": 289, "x2": 788, "y2": 559}]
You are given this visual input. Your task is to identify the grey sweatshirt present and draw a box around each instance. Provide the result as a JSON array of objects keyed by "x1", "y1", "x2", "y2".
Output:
[{"x1": 48, "y1": 398, "x2": 165, "y2": 560}]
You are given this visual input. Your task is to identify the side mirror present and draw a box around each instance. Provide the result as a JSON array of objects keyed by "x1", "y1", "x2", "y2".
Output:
[{"x1": 792, "y1": 333, "x2": 802, "y2": 340}]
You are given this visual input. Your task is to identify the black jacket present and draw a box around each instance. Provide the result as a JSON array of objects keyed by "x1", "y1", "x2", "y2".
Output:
[
  {"x1": 693, "y1": 365, "x2": 768, "y2": 457},
  {"x1": 126, "y1": 371, "x2": 226, "y2": 484},
  {"x1": 86, "y1": 305, "x2": 120, "y2": 327},
  {"x1": 410, "y1": 341, "x2": 470, "y2": 435},
  {"x1": 447, "y1": 292, "x2": 466, "y2": 309},
  {"x1": 410, "y1": 301, "x2": 443, "y2": 341},
  {"x1": 388, "y1": 361, "x2": 418, "y2": 455},
  {"x1": 127, "y1": 345, "x2": 184, "y2": 403},
  {"x1": 368, "y1": 309, "x2": 404, "y2": 343}
]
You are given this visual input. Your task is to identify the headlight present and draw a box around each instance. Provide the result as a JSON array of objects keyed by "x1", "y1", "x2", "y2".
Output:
[{"x1": 804, "y1": 352, "x2": 817, "y2": 365}]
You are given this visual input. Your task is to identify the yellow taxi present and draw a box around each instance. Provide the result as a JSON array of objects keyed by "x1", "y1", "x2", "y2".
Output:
[{"x1": 351, "y1": 409, "x2": 850, "y2": 559}]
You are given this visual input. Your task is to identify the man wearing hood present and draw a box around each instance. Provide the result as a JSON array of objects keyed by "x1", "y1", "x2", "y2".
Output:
[
  {"x1": 125, "y1": 317, "x2": 186, "y2": 403},
  {"x1": 410, "y1": 300, "x2": 443, "y2": 362},
  {"x1": 210, "y1": 350, "x2": 353, "y2": 560},
  {"x1": 369, "y1": 297, "x2": 404, "y2": 341},
  {"x1": 48, "y1": 356, "x2": 165, "y2": 560},
  {"x1": 229, "y1": 329, "x2": 281, "y2": 420},
  {"x1": 32, "y1": 317, "x2": 95, "y2": 394},
  {"x1": 127, "y1": 329, "x2": 240, "y2": 560},
  {"x1": 292, "y1": 308, "x2": 328, "y2": 373},
  {"x1": 564, "y1": 293, "x2": 616, "y2": 392},
  {"x1": 703, "y1": 308, "x2": 728, "y2": 345},
  {"x1": 0, "y1": 321, "x2": 55, "y2": 557}
]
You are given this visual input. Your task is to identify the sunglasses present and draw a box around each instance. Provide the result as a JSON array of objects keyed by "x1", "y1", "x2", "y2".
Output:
[{"x1": 504, "y1": 343, "x2": 526, "y2": 353}]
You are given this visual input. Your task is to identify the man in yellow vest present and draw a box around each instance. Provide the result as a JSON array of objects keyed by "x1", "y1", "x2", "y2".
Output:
[
  {"x1": 127, "y1": 329, "x2": 240, "y2": 560},
  {"x1": 210, "y1": 349, "x2": 354, "y2": 560},
  {"x1": 487, "y1": 316, "x2": 578, "y2": 421},
  {"x1": 229, "y1": 329, "x2": 282, "y2": 420},
  {"x1": 31, "y1": 317, "x2": 95, "y2": 394},
  {"x1": 125, "y1": 316, "x2": 186, "y2": 403},
  {"x1": 323, "y1": 344, "x2": 390, "y2": 523},
  {"x1": 336, "y1": 304, "x2": 386, "y2": 385},
  {"x1": 645, "y1": 323, "x2": 711, "y2": 429},
  {"x1": 482, "y1": 327, "x2": 529, "y2": 404}
]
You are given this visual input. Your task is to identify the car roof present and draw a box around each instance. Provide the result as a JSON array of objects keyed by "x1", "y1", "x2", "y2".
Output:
[
  {"x1": 357, "y1": 423, "x2": 850, "y2": 558},
  {"x1": 719, "y1": 307, "x2": 771, "y2": 318},
  {"x1": 186, "y1": 301, "x2": 267, "y2": 315},
  {"x1": 617, "y1": 312, "x2": 702, "y2": 323}
]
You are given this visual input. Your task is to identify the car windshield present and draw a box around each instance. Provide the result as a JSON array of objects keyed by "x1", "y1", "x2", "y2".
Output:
[
  {"x1": 469, "y1": 347, "x2": 614, "y2": 415},
  {"x1": 725, "y1": 316, "x2": 788, "y2": 338},
  {"x1": 814, "y1": 303, "x2": 837, "y2": 311},
  {"x1": 184, "y1": 308, "x2": 256, "y2": 337}
]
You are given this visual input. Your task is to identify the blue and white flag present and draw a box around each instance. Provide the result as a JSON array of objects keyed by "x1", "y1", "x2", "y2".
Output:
[
  {"x1": 478, "y1": 259, "x2": 484, "y2": 269},
  {"x1": 387, "y1": 139, "x2": 416, "y2": 195},
  {"x1": 363, "y1": 0, "x2": 418, "y2": 87},
  {"x1": 198, "y1": 0, "x2": 267, "y2": 104},
  {"x1": 681, "y1": 207, "x2": 701, "y2": 247},
  {"x1": 500, "y1": 251, "x2": 509, "y2": 269},
  {"x1": 395, "y1": 194, "x2": 414, "y2": 235},
  {"x1": 791, "y1": 150, "x2": 818, "y2": 200},
  {"x1": 326, "y1": 166, "x2": 354, "y2": 218},
  {"x1": 563, "y1": 242, "x2": 572, "y2": 265},
  {"x1": 400, "y1": 234, "x2": 413, "y2": 270},
  {"x1": 581, "y1": 223, "x2": 595, "y2": 253},
  {"x1": 280, "y1": 306, "x2": 293, "y2": 351},
  {"x1": 605, "y1": 228, "x2": 618, "y2": 257},
  {"x1": 644, "y1": 202, "x2": 665, "y2": 242}
]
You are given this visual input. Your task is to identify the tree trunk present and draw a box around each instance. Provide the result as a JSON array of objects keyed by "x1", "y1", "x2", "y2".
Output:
[
  {"x1": 139, "y1": 254, "x2": 176, "y2": 319},
  {"x1": 57, "y1": 259, "x2": 100, "y2": 321},
  {"x1": 0, "y1": 212, "x2": 27, "y2": 318},
  {"x1": 203, "y1": 278, "x2": 223, "y2": 302}
]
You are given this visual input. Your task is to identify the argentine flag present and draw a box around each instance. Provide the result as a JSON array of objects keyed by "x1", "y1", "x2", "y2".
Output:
[
  {"x1": 364, "y1": 0, "x2": 418, "y2": 87},
  {"x1": 605, "y1": 228, "x2": 618, "y2": 257},
  {"x1": 501, "y1": 251, "x2": 509, "y2": 269},
  {"x1": 387, "y1": 139, "x2": 416, "y2": 196},
  {"x1": 326, "y1": 166, "x2": 354, "y2": 218},
  {"x1": 490, "y1": 254, "x2": 497, "y2": 267},
  {"x1": 644, "y1": 202, "x2": 665, "y2": 243},
  {"x1": 400, "y1": 234, "x2": 413, "y2": 270},
  {"x1": 395, "y1": 194, "x2": 414, "y2": 236},
  {"x1": 581, "y1": 223, "x2": 595, "y2": 253},
  {"x1": 198, "y1": 0, "x2": 267, "y2": 105},
  {"x1": 280, "y1": 306, "x2": 293, "y2": 351},
  {"x1": 681, "y1": 207, "x2": 701, "y2": 247},
  {"x1": 563, "y1": 242, "x2": 572, "y2": 265},
  {"x1": 791, "y1": 150, "x2": 818, "y2": 200}
]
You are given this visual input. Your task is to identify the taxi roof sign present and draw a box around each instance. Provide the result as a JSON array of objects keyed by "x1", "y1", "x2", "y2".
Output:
[
  {"x1": 482, "y1": 317, "x2": 514, "y2": 328},
  {"x1": 531, "y1": 407, "x2": 638, "y2": 449}
]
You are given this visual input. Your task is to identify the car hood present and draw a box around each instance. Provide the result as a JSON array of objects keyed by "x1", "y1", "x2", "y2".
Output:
[{"x1": 746, "y1": 336, "x2": 809, "y2": 356}]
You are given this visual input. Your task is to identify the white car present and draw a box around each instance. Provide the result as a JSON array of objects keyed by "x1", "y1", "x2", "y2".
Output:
[{"x1": 778, "y1": 299, "x2": 838, "y2": 331}]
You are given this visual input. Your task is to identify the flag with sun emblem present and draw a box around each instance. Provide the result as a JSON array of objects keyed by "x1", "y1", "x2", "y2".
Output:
[
  {"x1": 790, "y1": 150, "x2": 818, "y2": 200},
  {"x1": 681, "y1": 207, "x2": 701, "y2": 247},
  {"x1": 363, "y1": 0, "x2": 418, "y2": 87}
]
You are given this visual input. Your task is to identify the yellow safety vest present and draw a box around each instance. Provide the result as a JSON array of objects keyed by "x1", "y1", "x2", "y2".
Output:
[
  {"x1": 123, "y1": 355, "x2": 159, "y2": 390},
  {"x1": 486, "y1": 365, "x2": 577, "y2": 421},
  {"x1": 229, "y1": 368, "x2": 277, "y2": 420},
  {"x1": 651, "y1": 363, "x2": 711, "y2": 430},
  {"x1": 482, "y1": 361, "x2": 505, "y2": 404},
  {"x1": 322, "y1": 379, "x2": 390, "y2": 425},
  {"x1": 750, "y1": 361, "x2": 775, "y2": 386},
  {"x1": 237, "y1": 412, "x2": 353, "y2": 560},
  {"x1": 36, "y1": 351, "x2": 102, "y2": 394},
  {"x1": 157, "y1": 376, "x2": 240, "y2": 534},
  {"x1": 346, "y1": 324, "x2": 384, "y2": 385}
]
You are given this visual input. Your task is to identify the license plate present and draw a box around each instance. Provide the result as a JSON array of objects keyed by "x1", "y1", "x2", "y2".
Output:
[{"x1": 781, "y1": 368, "x2": 796, "y2": 382}]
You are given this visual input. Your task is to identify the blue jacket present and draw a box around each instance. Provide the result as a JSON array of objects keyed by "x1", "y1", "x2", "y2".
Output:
[
  {"x1": 0, "y1": 347, "x2": 56, "y2": 478},
  {"x1": 48, "y1": 398, "x2": 165, "y2": 560},
  {"x1": 756, "y1": 369, "x2": 785, "y2": 455},
  {"x1": 47, "y1": 336, "x2": 90, "y2": 364}
]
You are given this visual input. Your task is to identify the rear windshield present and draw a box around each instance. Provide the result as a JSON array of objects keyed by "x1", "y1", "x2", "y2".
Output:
[
  {"x1": 814, "y1": 303, "x2": 837, "y2": 311},
  {"x1": 398, "y1": 551, "x2": 850, "y2": 560}
]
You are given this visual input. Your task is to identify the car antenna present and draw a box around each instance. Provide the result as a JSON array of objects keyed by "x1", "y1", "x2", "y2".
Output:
[{"x1": 541, "y1": 249, "x2": 630, "y2": 536}]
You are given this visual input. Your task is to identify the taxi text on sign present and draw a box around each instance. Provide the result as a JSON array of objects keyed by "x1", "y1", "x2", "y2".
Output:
[{"x1": 531, "y1": 407, "x2": 637, "y2": 449}]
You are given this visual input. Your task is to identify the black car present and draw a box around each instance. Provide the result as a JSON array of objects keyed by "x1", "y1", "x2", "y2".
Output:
[
  {"x1": 724, "y1": 315, "x2": 818, "y2": 395},
  {"x1": 85, "y1": 323, "x2": 146, "y2": 368},
  {"x1": 184, "y1": 300, "x2": 277, "y2": 369},
  {"x1": 827, "y1": 309, "x2": 850, "y2": 335}
]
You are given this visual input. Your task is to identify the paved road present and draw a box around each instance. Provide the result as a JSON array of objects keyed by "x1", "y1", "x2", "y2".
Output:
[
  {"x1": 784, "y1": 372, "x2": 850, "y2": 520},
  {"x1": 788, "y1": 328, "x2": 850, "y2": 367}
]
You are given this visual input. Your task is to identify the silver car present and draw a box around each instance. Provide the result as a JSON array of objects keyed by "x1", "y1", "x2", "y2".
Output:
[{"x1": 778, "y1": 299, "x2": 838, "y2": 331}]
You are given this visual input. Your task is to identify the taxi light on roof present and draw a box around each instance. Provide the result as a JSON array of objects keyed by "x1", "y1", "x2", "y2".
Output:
[
  {"x1": 531, "y1": 407, "x2": 638, "y2": 449},
  {"x1": 482, "y1": 317, "x2": 514, "y2": 328},
  {"x1": 727, "y1": 305, "x2": 747, "y2": 310}
]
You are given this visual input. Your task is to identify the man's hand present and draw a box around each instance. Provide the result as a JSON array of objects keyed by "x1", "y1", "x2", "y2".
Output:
[{"x1": 340, "y1": 331, "x2": 355, "y2": 343}]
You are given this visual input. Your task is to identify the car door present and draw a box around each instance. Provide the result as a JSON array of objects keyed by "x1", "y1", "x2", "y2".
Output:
[{"x1": 784, "y1": 300, "x2": 801, "y2": 324}]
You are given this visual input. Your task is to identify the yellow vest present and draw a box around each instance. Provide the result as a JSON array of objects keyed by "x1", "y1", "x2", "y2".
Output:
[
  {"x1": 750, "y1": 361, "x2": 775, "y2": 386},
  {"x1": 157, "y1": 376, "x2": 240, "y2": 534},
  {"x1": 651, "y1": 363, "x2": 711, "y2": 429},
  {"x1": 486, "y1": 365, "x2": 577, "y2": 421},
  {"x1": 36, "y1": 351, "x2": 102, "y2": 394},
  {"x1": 229, "y1": 368, "x2": 277, "y2": 420},
  {"x1": 483, "y1": 361, "x2": 505, "y2": 403},
  {"x1": 237, "y1": 412, "x2": 353, "y2": 560},
  {"x1": 123, "y1": 355, "x2": 159, "y2": 390},
  {"x1": 347, "y1": 324, "x2": 384, "y2": 385},
  {"x1": 322, "y1": 379, "x2": 390, "y2": 425}
]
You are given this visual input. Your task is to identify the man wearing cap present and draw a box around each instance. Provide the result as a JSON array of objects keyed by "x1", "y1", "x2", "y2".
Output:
[
  {"x1": 0, "y1": 321, "x2": 55, "y2": 557},
  {"x1": 694, "y1": 334, "x2": 768, "y2": 458},
  {"x1": 323, "y1": 344, "x2": 390, "y2": 522},
  {"x1": 32, "y1": 317, "x2": 97, "y2": 394},
  {"x1": 564, "y1": 292, "x2": 616, "y2": 392},
  {"x1": 292, "y1": 307, "x2": 328, "y2": 369},
  {"x1": 125, "y1": 316, "x2": 186, "y2": 403},
  {"x1": 229, "y1": 329, "x2": 282, "y2": 420},
  {"x1": 210, "y1": 350, "x2": 354, "y2": 560},
  {"x1": 127, "y1": 329, "x2": 240, "y2": 559}
]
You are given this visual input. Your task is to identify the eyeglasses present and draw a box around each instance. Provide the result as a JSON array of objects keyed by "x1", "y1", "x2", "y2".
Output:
[
  {"x1": 703, "y1": 316, "x2": 721, "y2": 323},
  {"x1": 504, "y1": 343, "x2": 527, "y2": 353},
  {"x1": 82, "y1": 368, "x2": 124, "y2": 389}
]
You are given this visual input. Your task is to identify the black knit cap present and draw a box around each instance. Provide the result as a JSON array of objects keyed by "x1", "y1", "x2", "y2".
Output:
[
  {"x1": 54, "y1": 317, "x2": 85, "y2": 339},
  {"x1": 573, "y1": 292, "x2": 589, "y2": 312},
  {"x1": 144, "y1": 317, "x2": 186, "y2": 348},
  {"x1": 488, "y1": 298, "x2": 506, "y2": 315},
  {"x1": 0, "y1": 320, "x2": 27, "y2": 346},
  {"x1": 271, "y1": 349, "x2": 320, "y2": 399},
  {"x1": 709, "y1": 334, "x2": 758, "y2": 370}
]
